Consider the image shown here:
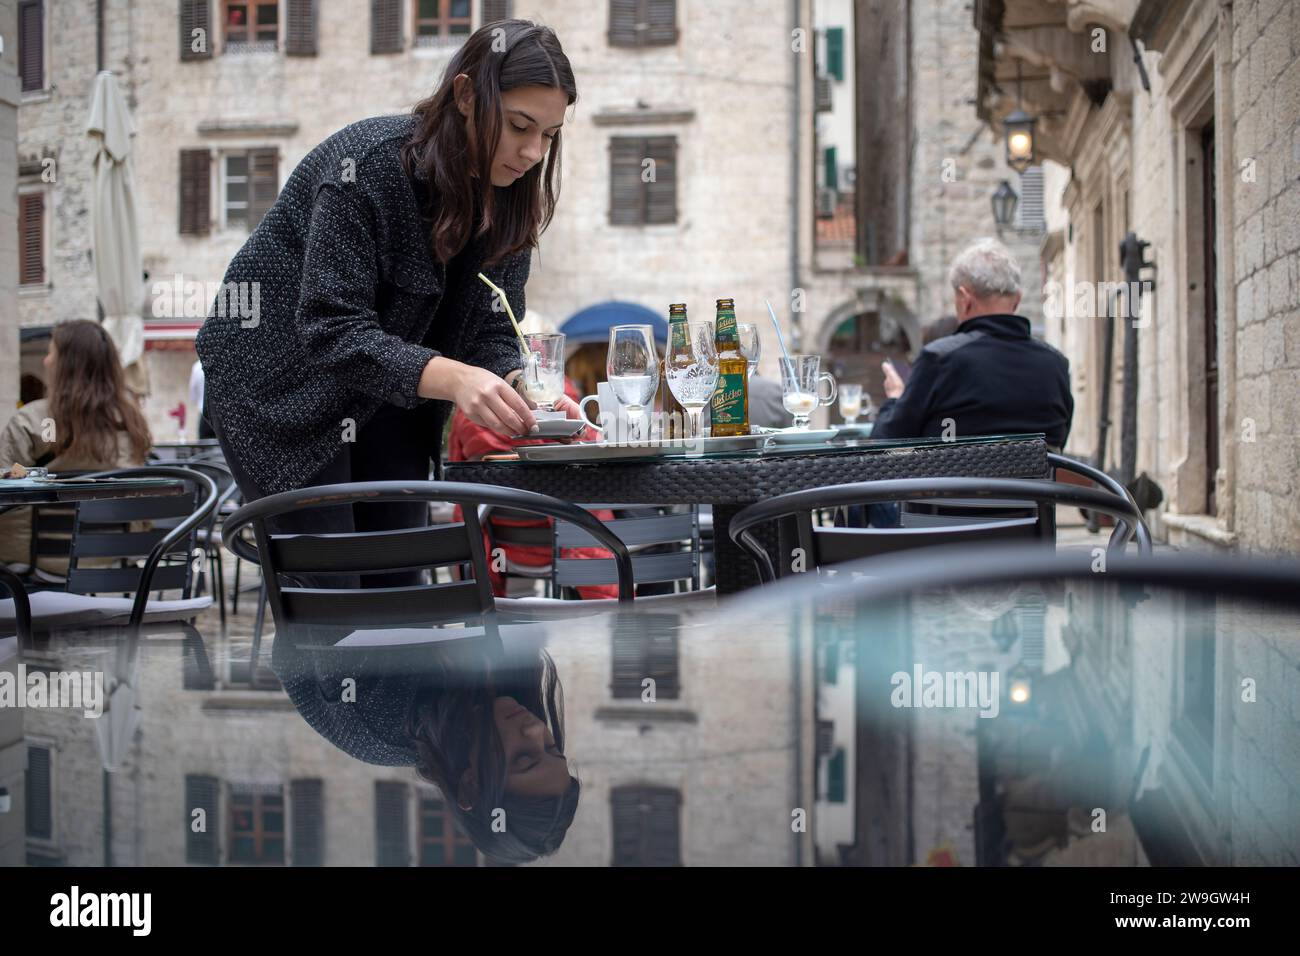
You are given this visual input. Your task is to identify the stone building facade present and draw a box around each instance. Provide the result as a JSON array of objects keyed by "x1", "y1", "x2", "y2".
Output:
[{"x1": 981, "y1": 0, "x2": 1299, "y2": 554}]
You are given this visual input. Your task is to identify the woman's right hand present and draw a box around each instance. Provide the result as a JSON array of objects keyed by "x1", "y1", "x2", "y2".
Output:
[{"x1": 424, "y1": 357, "x2": 536, "y2": 437}]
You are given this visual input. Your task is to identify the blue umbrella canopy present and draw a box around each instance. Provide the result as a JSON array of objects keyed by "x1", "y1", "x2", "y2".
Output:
[{"x1": 559, "y1": 301, "x2": 668, "y2": 345}]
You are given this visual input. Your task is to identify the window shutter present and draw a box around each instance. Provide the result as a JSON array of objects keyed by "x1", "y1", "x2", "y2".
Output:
[
  {"x1": 371, "y1": 0, "x2": 403, "y2": 54},
  {"x1": 375, "y1": 781, "x2": 409, "y2": 866},
  {"x1": 482, "y1": 0, "x2": 512, "y2": 24},
  {"x1": 247, "y1": 149, "x2": 280, "y2": 230},
  {"x1": 1016, "y1": 166, "x2": 1046, "y2": 232},
  {"x1": 290, "y1": 779, "x2": 325, "y2": 866},
  {"x1": 185, "y1": 774, "x2": 220, "y2": 864},
  {"x1": 608, "y1": 0, "x2": 638, "y2": 47},
  {"x1": 611, "y1": 786, "x2": 681, "y2": 866},
  {"x1": 644, "y1": 0, "x2": 677, "y2": 46},
  {"x1": 643, "y1": 136, "x2": 677, "y2": 225},
  {"x1": 25, "y1": 746, "x2": 52, "y2": 839},
  {"x1": 18, "y1": 194, "x2": 45, "y2": 286},
  {"x1": 179, "y1": 150, "x2": 211, "y2": 236},
  {"x1": 645, "y1": 623, "x2": 680, "y2": 699},
  {"x1": 286, "y1": 0, "x2": 318, "y2": 55},
  {"x1": 182, "y1": 636, "x2": 215, "y2": 690},
  {"x1": 827, "y1": 748, "x2": 846, "y2": 803},
  {"x1": 824, "y1": 145, "x2": 838, "y2": 193},
  {"x1": 179, "y1": 0, "x2": 213, "y2": 61},
  {"x1": 609, "y1": 137, "x2": 646, "y2": 226},
  {"x1": 19, "y1": 1, "x2": 44, "y2": 92},
  {"x1": 826, "y1": 27, "x2": 844, "y2": 81}
]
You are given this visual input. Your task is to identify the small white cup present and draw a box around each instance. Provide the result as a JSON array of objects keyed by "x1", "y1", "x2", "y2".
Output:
[{"x1": 578, "y1": 382, "x2": 628, "y2": 440}]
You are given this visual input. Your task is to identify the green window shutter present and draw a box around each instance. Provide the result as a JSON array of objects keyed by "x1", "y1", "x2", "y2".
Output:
[
  {"x1": 826, "y1": 27, "x2": 844, "y2": 82},
  {"x1": 824, "y1": 146, "x2": 838, "y2": 193},
  {"x1": 290, "y1": 779, "x2": 325, "y2": 866},
  {"x1": 375, "y1": 781, "x2": 410, "y2": 866},
  {"x1": 827, "y1": 748, "x2": 846, "y2": 803},
  {"x1": 25, "y1": 746, "x2": 52, "y2": 839}
]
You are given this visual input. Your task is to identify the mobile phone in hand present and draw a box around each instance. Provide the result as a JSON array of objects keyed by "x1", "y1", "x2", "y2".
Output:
[{"x1": 884, "y1": 357, "x2": 912, "y2": 383}]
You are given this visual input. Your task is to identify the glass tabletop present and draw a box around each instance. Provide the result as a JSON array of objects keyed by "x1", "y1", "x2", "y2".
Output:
[
  {"x1": 6, "y1": 544, "x2": 1292, "y2": 867},
  {"x1": 453, "y1": 432, "x2": 1047, "y2": 466}
]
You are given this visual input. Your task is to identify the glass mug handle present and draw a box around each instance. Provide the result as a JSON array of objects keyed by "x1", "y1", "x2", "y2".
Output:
[
  {"x1": 818, "y1": 373, "x2": 838, "y2": 406},
  {"x1": 578, "y1": 395, "x2": 605, "y2": 432}
]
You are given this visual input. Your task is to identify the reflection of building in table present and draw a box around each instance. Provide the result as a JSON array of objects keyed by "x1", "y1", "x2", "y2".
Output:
[
  {"x1": 17, "y1": 633, "x2": 478, "y2": 866},
  {"x1": 535, "y1": 610, "x2": 805, "y2": 866}
]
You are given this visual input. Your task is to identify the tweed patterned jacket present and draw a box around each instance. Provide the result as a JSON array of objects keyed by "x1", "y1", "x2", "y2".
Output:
[{"x1": 195, "y1": 113, "x2": 530, "y2": 497}]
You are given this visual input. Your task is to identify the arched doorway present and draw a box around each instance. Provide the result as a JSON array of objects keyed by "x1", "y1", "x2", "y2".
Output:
[{"x1": 815, "y1": 297, "x2": 920, "y2": 415}]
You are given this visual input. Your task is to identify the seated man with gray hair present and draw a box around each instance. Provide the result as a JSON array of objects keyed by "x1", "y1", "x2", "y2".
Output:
[{"x1": 873, "y1": 237, "x2": 1073, "y2": 450}]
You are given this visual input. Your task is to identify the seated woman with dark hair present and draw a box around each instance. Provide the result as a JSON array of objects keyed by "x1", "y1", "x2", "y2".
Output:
[
  {"x1": 1, "y1": 320, "x2": 152, "y2": 576},
  {"x1": 274, "y1": 631, "x2": 580, "y2": 866}
]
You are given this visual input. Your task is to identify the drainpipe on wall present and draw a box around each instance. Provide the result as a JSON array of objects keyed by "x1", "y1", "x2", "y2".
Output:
[
  {"x1": 790, "y1": 0, "x2": 803, "y2": 867},
  {"x1": 790, "y1": 0, "x2": 803, "y2": 353}
]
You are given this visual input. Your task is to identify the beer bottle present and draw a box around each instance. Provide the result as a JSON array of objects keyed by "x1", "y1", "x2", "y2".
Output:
[
  {"x1": 662, "y1": 303, "x2": 689, "y2": 439},
  {"x1": 711, "y1": 298, "x2": 750, "y2": 436}
]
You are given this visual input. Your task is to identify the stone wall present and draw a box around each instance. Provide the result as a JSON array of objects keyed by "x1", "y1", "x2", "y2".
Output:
[{"x1": 909, "y1": 0, "x2": 1044, "y2": 332}]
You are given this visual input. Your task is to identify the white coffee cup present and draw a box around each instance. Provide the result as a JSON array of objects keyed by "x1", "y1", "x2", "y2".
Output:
[{"x1": 578, "y1": 382, "x2": 628, "y2": 438}]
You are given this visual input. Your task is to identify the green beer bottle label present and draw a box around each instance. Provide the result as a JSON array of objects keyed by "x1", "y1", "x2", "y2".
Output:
[
  {"x1": 715, "y1": 309, "x2": 739, "y2": 344},
  {"x1": 711, "y1": 368, "x2": 747, "y2": 424},
  {"x1": 712, "y1": 307, "x2": 746, "y2": 426}
]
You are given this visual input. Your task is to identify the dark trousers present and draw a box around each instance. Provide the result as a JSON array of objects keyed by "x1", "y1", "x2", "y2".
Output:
[{"x1": 210, "y1": 399, "x2": 441, "y2": 591}]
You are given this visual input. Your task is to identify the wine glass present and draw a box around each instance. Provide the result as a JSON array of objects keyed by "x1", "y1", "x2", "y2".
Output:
[
  {"x1": 838, "y1": 383, "x2": 863, "y2": 425},
  {"x1": 779, "y1": 355, "x2": 837, "y2": 429},
  {"x1": 665, "y1": 319, "x2": 719, "y2": 440},
  {"x1": 519, "y1": 332, "x2": 566, "y2": 416},
  {"x1": 606, "y1": 324, "x2": 659, "y2": 443},
  {"x1": 737, "y1": 323, "x2": 761, "y2": 378}
]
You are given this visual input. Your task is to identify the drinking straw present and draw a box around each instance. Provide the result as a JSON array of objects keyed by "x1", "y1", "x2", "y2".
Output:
[
  {"x1": 764, "y1": 299, "x2": 794, "y2": 364},
  {"x1": 477, "y1": 272, "x2": 529, "y2": 352}
]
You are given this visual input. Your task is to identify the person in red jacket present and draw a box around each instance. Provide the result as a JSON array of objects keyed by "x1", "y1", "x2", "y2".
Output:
[{"x1": 449, "y1": 378, "x2": 618, "y2": 600}]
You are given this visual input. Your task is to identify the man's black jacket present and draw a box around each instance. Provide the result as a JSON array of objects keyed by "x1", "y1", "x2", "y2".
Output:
[{"x1": 872, "y1": 314, "x2": 1074, "y2": 449}]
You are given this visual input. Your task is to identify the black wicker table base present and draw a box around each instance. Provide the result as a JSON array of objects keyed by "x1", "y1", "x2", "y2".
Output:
[{"x1": 445, "y1": 436, "x2": 1050, "y2": 593}]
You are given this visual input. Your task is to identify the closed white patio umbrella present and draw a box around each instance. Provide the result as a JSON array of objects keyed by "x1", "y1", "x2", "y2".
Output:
[{"x1": 87, "y1": 70, "x2": 149, "y2": 396}]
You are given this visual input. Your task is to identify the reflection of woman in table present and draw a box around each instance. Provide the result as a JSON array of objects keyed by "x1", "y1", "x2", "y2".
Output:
[
  {"x1": 195, "y1": 20, "x2": 579, "y2": 577},
  {"x1": 0, "y1": 321, "x2": 151, "y2": 576},
  {"x1": 276, "y1": 634, "x2": 579, "y2": 865}
]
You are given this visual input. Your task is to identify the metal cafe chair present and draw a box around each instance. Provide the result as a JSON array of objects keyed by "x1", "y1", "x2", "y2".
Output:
[
  {"x1": 220, "y1": 481, "x2": 634, "y2": 661},
  {"x1": 146, "y1": 458, "x2": 240, "y2": 633},
  {"x1": 0, "y1": 466, "x2": 218, "y2": 640},
  {"x1": 729, "y1": 477, "x2": 1150, "y2": 584}
]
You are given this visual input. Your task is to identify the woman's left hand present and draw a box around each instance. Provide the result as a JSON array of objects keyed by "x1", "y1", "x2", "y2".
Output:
[{"x1": 553, "y1": 394, "x2": 583, "y2": 420}]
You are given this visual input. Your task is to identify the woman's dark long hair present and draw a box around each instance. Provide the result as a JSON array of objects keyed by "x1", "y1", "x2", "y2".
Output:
[
  {"x1": 400, "y1": 19, "x2": 577, "y2": 268},
  {"x1": 47, "y1": 320, "x2": 152, "y2": 465},
  {"x1": 405, "y1": 642, "x2": 580, "y2": 865}
]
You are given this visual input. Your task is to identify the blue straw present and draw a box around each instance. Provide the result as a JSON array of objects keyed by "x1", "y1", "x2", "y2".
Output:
[{"x1": 764, "y1": 299, "x2": 794, "y2": 364}]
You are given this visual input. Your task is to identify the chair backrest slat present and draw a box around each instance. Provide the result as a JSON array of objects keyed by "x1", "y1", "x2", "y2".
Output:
[
  {"x1": 556, "y1": 512, "x2": 696, "y2": 549},
  {"x1": 486, "y1": 521, "x2": 554, "y2": 547},
  {"x1": 269, "y1": 524, "x2": 473, "y2": 574},
  {"x1": 69, "y1": 563, "x2": 191, "y2": 594},
  {"x1": 279, "y1": 581, "x2": 487, "y2": 628},
  {"x1": 78, "y1": 494, "x2": 195, "y2": 522},
  {"x1": 814, "y1": 517, "x2": 1041, "y2": 566},
  {"x1": 556, "y1": 551, "x2": 697, "y2": 588},
  {"x1": 74, "y1": 530, "x2": 171, "y2": 557}
]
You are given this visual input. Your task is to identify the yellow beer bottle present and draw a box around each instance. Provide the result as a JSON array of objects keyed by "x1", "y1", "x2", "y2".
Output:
[{"x1": 711, "y1": 298, "x2": 750, "y2": 436}]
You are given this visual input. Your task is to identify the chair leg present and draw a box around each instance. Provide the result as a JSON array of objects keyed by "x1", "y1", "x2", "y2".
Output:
[
  {"x1": 251, "y1": 579, "x2": 268, "y2": 670},
  {"x1": 213, "y1": 548, "x2": 227, "y2": 637},
  {"x1": 232, "y1": 555, "x2": 242, "y2": 615}
]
